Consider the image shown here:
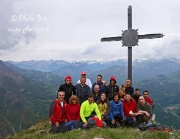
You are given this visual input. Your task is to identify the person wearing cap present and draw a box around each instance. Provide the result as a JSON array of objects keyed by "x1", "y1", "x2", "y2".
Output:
[
  {"x1": 105, "y1": 76, "x2": 119, "y2": 101},
  {"x1": 77, "y1": 72, "x2": 92, "y2": 89},
  {"x1": 58, "y1": 76, "x2": 76, "y2": 103}
]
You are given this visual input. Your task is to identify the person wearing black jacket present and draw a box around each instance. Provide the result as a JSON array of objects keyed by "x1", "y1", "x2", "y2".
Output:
[
  {"x1": 105, "y1": 76, "x2": 119, "y2": 101},
  {"x1": 133, "y1": 88, "x2": 141, "y2": 103},
  {"x1": 58, "y1": 76, "x2": 76, "y2": 103},
  {"x1": 125, "y1": 79, "x2": 134, "y2": 97}
]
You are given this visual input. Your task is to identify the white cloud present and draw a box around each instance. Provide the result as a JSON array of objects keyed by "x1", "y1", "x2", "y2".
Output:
[{"x1": 0, "y1": 0, "x2": 180, "y2": 61}]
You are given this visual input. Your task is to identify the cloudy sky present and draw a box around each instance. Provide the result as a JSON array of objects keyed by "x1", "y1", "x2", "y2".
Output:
[{"x1": 0, "y1": 0, "x2": 180, "y2": 62}]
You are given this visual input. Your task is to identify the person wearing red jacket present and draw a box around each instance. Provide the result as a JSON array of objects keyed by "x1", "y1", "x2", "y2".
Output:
[
  {"x1": 122, "y1": 93, "x2": 137, "y2": 126},
  {"x1": 143, "y1": 90, "x2": 153, "y2": 106},
  {"x1": 49, "y1": 91, "x2": 68, "y2": 133},
  {"x1": 66, "y1": 95, "x2": 80, "y2": 122}
]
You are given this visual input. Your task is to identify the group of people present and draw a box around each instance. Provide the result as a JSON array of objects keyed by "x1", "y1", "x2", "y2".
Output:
[{"x1": 49, "y1": 72, "x2": 154, "y2": 133}]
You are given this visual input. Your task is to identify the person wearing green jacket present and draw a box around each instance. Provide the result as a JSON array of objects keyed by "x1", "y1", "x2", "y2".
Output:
[{"x1": 80, "y1": 93, "x2": 101, "y2": 128}]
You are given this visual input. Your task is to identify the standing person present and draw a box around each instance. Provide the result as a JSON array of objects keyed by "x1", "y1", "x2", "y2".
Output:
[
  {"x1": 105, "y1": 76, "x2": 119, "y2": 101},
  {"x1": 77, "y1": 72, "x2": 92, "y2": 89},
  {"x1": 122, "y1": 93, "x2": 137, "y2": 126},
  {"x1": 125, "y1": 79, "x2": 134, "y2": 97},
  {"x1": 66, "y1": 95, "x2": 80, "y2": 122},
  {"x1": 135, "y1": 96, "x2": 152, "y2": 126},
  {"x1": 92, "y1": 74, "x2": 106, "y2": 93},
  {"x1": 75, "y1": 77, "x2": 91, "y2": 104},
  {"x1": 49, "y1": 91, "x2": 68, "y2": 133},
  {"x1": 93, "y1": 84, "x2": 101, "y2": 102},
  {"x1": 80, "y1": 93, "x2": 101, "y2": 128},
  {"x1": 110, "y1": 92, "x2": 124, "y2": 127},
  {"x1": 133, "y1": 88, "x2": 141, "y2": 104},
  {"x1": 143, "y1": 90, "x2": 153, "y2": 106},
  {"x1": 96, "y1": 93, "x2": 111, "y2": 126},
  {"x1": 58, "y1": 76, "x2": 76, "y2": 103}
]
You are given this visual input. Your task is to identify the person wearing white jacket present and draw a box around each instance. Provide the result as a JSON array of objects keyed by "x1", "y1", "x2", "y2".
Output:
[{"x1": 77, "y1": 72, "x2": 92, "y2": 89}]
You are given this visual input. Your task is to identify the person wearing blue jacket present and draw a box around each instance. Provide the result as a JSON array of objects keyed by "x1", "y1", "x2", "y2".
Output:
[
  {"x1": 92, "y1": 75, "x2": 106, "y2": 93},
  {"x1": 110, "y1": 92, "x2": 124, "y2": 127}
]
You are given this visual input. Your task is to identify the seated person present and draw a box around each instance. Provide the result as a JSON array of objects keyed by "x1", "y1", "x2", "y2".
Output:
[
  {"x1": 110, "y1": 92, "x2": 124, "y2": 127},
  {"x1": 80, "y1": 93, "x2": 101, "y2": 128},
  {"x1": 135, "y1": 96, "x2": 152, "y2": 126},
  {"x1": 49, "y1": 91, "x2": 68, "y2": 133},
  {"x1": 143, "y1": 90, "x2": 153, "y2": 106},
  {"x1": 93, "y1": 84, "x2": 101, "y2": 102},
  {"x1": 96, "y1": 93, "x2": 110, "y2": 125},
  {"x1": 122, "y1": 93, "x2": 137, "y2": 126},
  {"x1": 66, "y1": 95, "x2": 80, "y2": 122}
]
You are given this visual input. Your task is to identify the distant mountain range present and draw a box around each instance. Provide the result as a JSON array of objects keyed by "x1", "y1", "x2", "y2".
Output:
[{"x1": 9, "y1": 59, "x2": 180, "y2": 85}]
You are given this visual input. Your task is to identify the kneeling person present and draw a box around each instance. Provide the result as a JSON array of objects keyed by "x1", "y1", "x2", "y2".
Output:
[
  {"x1": 80, "y1": 93, "x2": 101, "y2": 128},
  {"x1": 135, "y1": 96, "x2": 152, "y2": 126},
  {"x1": 110, "y1": 92, "x2": 124, "y2": 127},
  {"x1": 122, "y1": 93, "x2": 137, "y2": 126}
]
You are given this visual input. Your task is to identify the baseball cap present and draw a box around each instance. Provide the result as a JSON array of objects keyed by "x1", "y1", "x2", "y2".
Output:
[
  {"x1": 65, "y1": 76, "x2": 71, "y2": 80},
  {"x1": 81, "y1": 72, "x2": 86, "y2": 75}
]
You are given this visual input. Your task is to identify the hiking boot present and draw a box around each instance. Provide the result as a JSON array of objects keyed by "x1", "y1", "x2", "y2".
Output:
[{"x1": 145, "y1": 122, "x2": 152, "y2": 127}]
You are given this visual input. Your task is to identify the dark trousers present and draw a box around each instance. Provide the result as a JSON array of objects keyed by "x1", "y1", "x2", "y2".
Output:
[
  {"x1": 124, "y1": 116, "x2": 133, "y2": 125},
  {"x1": 114, "y1": 114, "x2": 123, "y2": 121},
  {"x1": 138, "y1": 115, "x2": 151, "y2": 124},
  {"x1": 80, "y1": 113, "x2": 96, "y2": 122},
  {"x1": 51, "y1": 122, "x2": 68, "y2": 133},
  {"x1": 104, "y1": 114, "x2": 111, "y2": 126}
]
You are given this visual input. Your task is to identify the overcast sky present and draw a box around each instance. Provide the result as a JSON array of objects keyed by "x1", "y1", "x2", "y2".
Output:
[{"x1": 0, "y1": 0, "x2": 180, "y2": 62}]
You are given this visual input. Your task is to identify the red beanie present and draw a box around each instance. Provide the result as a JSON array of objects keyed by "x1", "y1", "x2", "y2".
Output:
[
  {"x1": 65, "y1": 76, "x2": 71, "y2": 81},
  {"x1": 110, "y1": 76, "x2": 116, "y2": 81}
]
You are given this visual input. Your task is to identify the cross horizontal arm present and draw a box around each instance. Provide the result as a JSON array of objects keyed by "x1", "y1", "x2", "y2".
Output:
[
  {"x1": 101, "y1": 36, "x2": 122, "y2": 42},
  {"x1": 138, "y1": 33, "x2": 164, "y2": 39}
]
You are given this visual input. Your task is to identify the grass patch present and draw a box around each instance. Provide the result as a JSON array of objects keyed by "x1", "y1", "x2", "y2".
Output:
[{"x1": 6, "y1": 120, "x2": 179, "y2": 139}]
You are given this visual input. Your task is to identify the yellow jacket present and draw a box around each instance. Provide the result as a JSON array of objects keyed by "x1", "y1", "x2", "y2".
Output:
[{"x1": 80, "y1": 100, "x2": 101, "y2": 122}]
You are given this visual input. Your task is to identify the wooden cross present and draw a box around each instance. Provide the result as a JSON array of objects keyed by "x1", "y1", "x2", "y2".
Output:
[{"x1": 101, "y1": 5, "x2": 164, "y2": 84}]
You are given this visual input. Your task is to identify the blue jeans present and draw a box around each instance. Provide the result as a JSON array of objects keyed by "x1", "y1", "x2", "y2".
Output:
[{"x1": 124, "y1": 116, "x2": 133, "y2": 125}]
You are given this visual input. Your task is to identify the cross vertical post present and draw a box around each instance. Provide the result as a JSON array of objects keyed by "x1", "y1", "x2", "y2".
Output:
[{"x1": 128, "y1": 5, "x2": 132, "y2": 83}]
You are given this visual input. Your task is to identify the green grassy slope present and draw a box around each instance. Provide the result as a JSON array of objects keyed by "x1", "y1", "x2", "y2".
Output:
[{"x1": 6, "y1": 120, "x2": 180, "y2": 139}]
